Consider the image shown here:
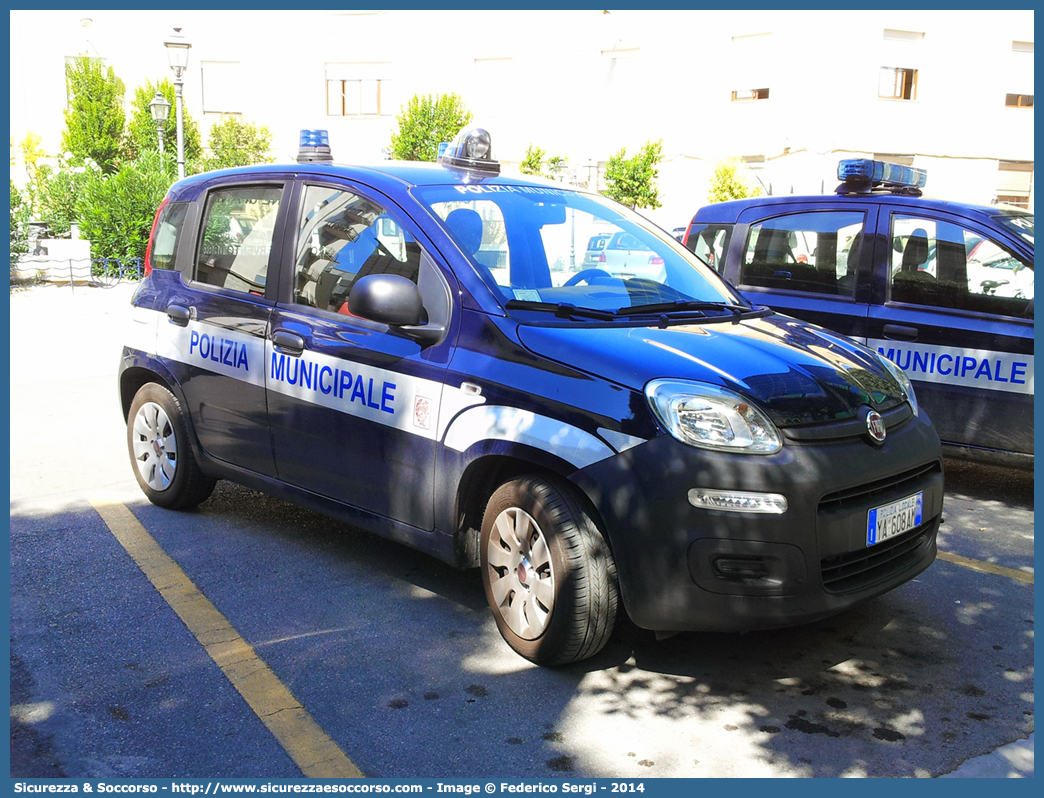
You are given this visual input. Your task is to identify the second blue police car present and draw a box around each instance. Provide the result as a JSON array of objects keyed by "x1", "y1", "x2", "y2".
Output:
[
  {"x1": 120, "y1": 129, "x2": 943, "y2": 665},
  {"x1": 685, "y1": 160, "x2": 1034, "y2": 470}
]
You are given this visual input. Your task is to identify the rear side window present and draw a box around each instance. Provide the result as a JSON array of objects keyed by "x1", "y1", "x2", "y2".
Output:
[
  {"x1": 149, "y1": 201, "x2": 190, "y2": 271},
  {"x1": 194, "y1": 185, "x2": 282, "y2": 295},
  {"x1": 740, "y1": 211, "x2": 864, "y2": 297}
]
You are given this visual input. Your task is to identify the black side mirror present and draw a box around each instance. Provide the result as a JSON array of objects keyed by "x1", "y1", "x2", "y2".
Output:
[{"x1": 348, "y1": 274, "x2": 445, "y2": 346}]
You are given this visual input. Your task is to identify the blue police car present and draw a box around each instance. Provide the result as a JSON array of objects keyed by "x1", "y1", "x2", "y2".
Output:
[
  {"x1": 121, "y1": 130, "x2": 943, "y2": 665},
  {"x1": 685, "y1": 159, "x2": 1034, "y2": 470}
]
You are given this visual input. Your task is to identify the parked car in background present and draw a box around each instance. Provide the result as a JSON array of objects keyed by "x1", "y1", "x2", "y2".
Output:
[
  {"x1": 594, "y1": 230, "x2": 666, "y2": 281},
  {"x1": 684, "y1": 158, "x2": 1034, "y2": 469},
  {"x1": 581, "y1": 233, "x2": 611, "y2": 267}
]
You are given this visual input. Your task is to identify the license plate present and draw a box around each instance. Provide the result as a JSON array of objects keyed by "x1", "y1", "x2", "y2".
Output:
[{"x1": 866, "y1": 492, "x2": 923, "y2": 547}]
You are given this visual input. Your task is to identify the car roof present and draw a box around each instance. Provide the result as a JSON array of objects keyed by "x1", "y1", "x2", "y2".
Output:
[
  {"x1": 167, "y1": 160, "x2": 573, "y2": 203},
  {"x1": 691, "y1": 193, "x2": 1032, "y2": 226}
]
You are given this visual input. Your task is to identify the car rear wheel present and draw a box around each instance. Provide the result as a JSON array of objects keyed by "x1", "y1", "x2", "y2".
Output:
[
  {"x1": 480, "y1": 475, "x2": 618, "y2": 665},
  {"x1": 127, "y1": 383, "x2": 216, "y2": 509}
]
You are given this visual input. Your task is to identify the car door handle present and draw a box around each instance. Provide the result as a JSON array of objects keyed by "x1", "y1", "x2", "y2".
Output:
[
  {"x1": 271, "y1": 330, "x2": 305, "y2": 356},
  {"x1": 882, "y1": 324, "x2": 919, "y2": 342},
  {"x1": 166, "y1": 304, "x2": 191, "y2": 326}
]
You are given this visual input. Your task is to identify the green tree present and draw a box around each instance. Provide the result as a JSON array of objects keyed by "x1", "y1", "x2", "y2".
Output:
[
  {"x1": 602, "y1": 140, "x2": 663, "y2": 210},
  {"x1": 10, "y1": 139, "x2": 30, "y2": 267},
  {"x1": 124, "y1": 78, "x2": 202, "y2": 166},
  {"x1": 61, "y1": 55, "x2": 126, "y2": 173},
  {"x1": 10, "y1": 180, "x2": 31, "y2": 267},
  {"x1": 388, "y1": 93, "x2": 472, "y2": 162},
  {"x1": 205, "y1": 116, "x2": 274, "y2": 171},
  {"x1": 75, "y1": 150, "x2": 171, "y2": 260},
  {"x1": 520, "y1": 144, "x2": 545, "y2": 176},
  {"x1": 15, "y1": 132, "x2": 47, "y2": 218},
  {"x1": 545, "y1": 155, "x2": 567, "y2": 181},
  {"x1": 35, "y1": 158, "x2": 89, "y2": 237},
  {"x1": 707, "y1": 157, "x2": 763, "y2": 203}
]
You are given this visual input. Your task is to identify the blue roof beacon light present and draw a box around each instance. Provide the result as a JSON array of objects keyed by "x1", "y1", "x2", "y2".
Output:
[
  {"x1": 298, "y1": 129, "x2": 332, "y2": 163},
  {"x1": 836, "y1": 158, "x2": 927, "y2": 196},
  {"x1": 438, "y1": 126, "x2": 500, "y2": 178}
]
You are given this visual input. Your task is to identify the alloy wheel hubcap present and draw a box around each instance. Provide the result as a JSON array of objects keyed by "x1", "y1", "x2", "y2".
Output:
[
  {"x1": 486, "y1": 507, "x2": 555, "y2": 640},
  {"x1": 132, "y1": 401, "x2": 178, "y2": 491}
]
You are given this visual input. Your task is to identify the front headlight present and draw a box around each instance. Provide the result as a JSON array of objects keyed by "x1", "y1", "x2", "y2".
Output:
[
  {"x1": 878, "y1": 355, "x2": 918, "y2": 416},
  {"x1": 645, "y1": 379, "x2": 782, "y2": 454}
]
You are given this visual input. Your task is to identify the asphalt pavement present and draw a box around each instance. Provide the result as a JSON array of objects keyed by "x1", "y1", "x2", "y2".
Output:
[{"x1": 8, "y1": 280, "x2": 1035, "y2": 778}]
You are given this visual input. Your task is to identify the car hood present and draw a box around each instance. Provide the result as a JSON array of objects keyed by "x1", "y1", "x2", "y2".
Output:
[{"x1": 516, "y1": 314, "x2": 906, "y2": 427}]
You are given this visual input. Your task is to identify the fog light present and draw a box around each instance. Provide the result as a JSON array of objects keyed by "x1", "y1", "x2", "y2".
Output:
[{"x1": 688, "y1": 488, "x2": 788, "y2": 514}]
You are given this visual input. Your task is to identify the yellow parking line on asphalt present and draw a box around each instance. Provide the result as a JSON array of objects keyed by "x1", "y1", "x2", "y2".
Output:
[
  {"x1": 90, "y1": 499, "x2": 363, "y2": 778},
  {"x1": 936, "y1": 549, "x2": 1034, "y2": 585}
]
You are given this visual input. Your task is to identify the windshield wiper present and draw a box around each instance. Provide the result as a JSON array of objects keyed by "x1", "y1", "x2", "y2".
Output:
[
  {"x1": 613, "y1": 300, "x2": 752, "y2": 318},
  {"x1": 504, "y1": 299, "x2": 617, "y2": 321}
]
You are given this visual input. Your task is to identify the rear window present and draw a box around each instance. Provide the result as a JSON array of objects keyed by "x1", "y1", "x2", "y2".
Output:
[
  {"x1": 740, "y1": 211, "x2": 865, "y2": 297},
  {"x1": 149, "y1": 201, "x2": 190, "y2": 271}
]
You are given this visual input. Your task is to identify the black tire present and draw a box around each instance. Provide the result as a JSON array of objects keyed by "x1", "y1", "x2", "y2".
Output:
[
  {"x1": 480, "y1": 475, "x2": 618, "y2": 665},
  {"x1": 126, "y1": 383, "x2": 216, "y2": 509}
]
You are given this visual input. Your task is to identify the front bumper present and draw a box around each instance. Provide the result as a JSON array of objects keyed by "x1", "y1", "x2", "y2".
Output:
[{"x1": 573, "y1": 410, "x2": 943, "y2": 632}]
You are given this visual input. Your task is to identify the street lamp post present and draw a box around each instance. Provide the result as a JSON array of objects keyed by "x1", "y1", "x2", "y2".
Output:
[
  {"x1": 163, "y1": 27, "x2": 192, "y2": 179},
  {"x1": 148, "y1": 91, "x2": 170, "y2": 154}
]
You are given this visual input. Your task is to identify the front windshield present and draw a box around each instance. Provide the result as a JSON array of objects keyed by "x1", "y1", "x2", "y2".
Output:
[
  {"x1": 995, "y1": 213, "x2": 1034, "y2": 249},
  {"x1": 413, "y1": 184, "x2": 743, "y2": 315}
]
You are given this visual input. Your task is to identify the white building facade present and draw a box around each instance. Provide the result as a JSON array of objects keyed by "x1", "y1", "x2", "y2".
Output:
[{"x1": 9, "y1": 9, "x2": 1034, "y2": 229}]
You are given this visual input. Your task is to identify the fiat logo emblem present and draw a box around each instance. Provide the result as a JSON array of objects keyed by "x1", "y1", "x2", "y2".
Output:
[{"x1": 866, "y1": 410, "x2": 887, "y2": 443}]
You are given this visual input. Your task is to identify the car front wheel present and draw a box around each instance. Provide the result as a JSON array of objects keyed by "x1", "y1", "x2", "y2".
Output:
[{"x1": 480, "y1": 475, "x2": 618, "y2": 665}]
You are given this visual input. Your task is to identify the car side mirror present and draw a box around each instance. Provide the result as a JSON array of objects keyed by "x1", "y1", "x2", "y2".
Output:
[{"x1": 348, "y1": 274, "x2": 445, "y2": 346}]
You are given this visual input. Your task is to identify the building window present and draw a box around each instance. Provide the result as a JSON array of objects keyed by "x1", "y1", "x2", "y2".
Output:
[
  {"x1": 997, "y1": 161, "x2": 1033, "y2": 209},
  {"x1": 879, "y1": 66, "x2": 917, "y2": 100},
  {"x1": 883, "y1": 29, "x2": 924, "y2": 42},
  {"x1": 327, "y1": 79, "x2": 389, "y2": 116},
  {"x1": 201, "y1": 61, "x2": 242, "y2": 114},
  {"x1": 1005, "y1": 93, "x2": 1034, "y2": 108},
  {"x1": 326, "y1": 63, "x2": 392, "y2": 116},
  {"x1": 732, "y1": 88, "x2": 770, "y2": 101},
  {"x1": 730, "y1": 32, "x2": 772, "y2": 103}
]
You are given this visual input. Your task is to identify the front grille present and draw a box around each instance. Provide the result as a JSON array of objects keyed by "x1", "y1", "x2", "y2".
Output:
[
  {"x1": 816, "y1": 460, "x2": 941, "y2": 595},
  {"x1": 819, "y1": 461, "x2": 940, "y2": 510},
  {"x1": 820, "y1": 523, "x2": 934, "y2": 594}
]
